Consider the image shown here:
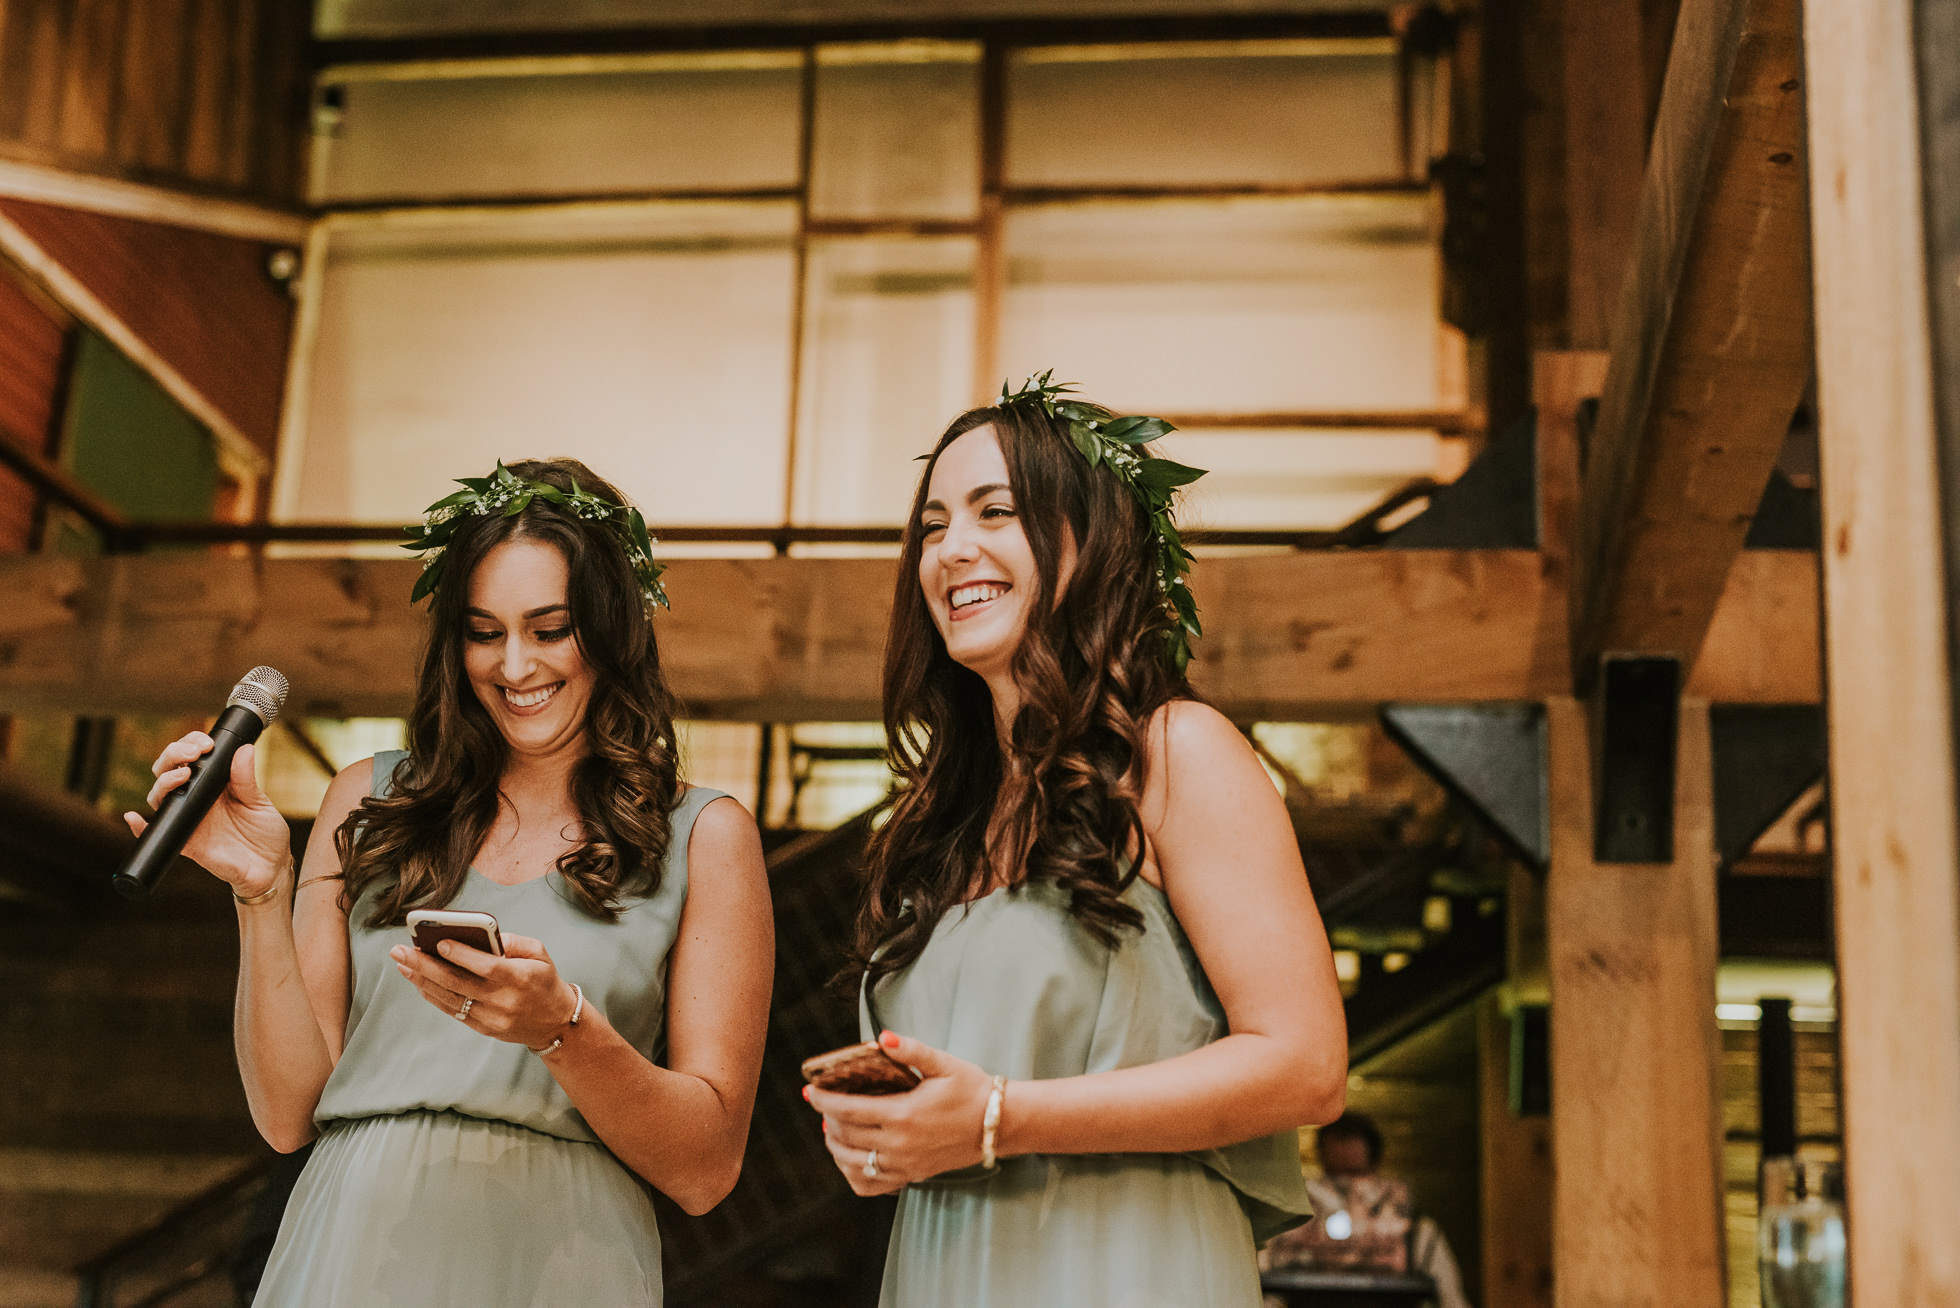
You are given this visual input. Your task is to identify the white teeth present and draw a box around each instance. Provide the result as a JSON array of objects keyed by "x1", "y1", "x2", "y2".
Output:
[
  {"x1": 950, "y1": 583, "x2": 1009, "y2": 611},
  {"x1": 504, "y1": 682, "x2": 561, "y2": 709}
]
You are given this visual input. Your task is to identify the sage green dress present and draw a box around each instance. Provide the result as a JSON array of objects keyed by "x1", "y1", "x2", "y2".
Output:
[
  {"x1": 253, "y1": 751, "x2": 724, "y2": 1308},
  {"x1": 862, "y1": 877, "x2": 1315, "y2": 1308}
]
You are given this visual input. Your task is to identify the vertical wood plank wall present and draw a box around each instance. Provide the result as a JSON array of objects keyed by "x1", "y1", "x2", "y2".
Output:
[
  {"x1": 0, "y1": 0, "x2": 310, "y2": 207},
  {"x1": 1546, "y1": 696, "x2": 1727, "y2": 1306},
  {"x1": 1805, "y1": 0, "x2": 1960, "y2": 1301}
]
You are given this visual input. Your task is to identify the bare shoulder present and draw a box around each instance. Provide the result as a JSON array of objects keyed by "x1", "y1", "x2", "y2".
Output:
[
  {"x1": 1144, "y1": 699, "x2": 1257, "y2": 781},
  {"x1": 685, "y1": 792, "x2": 765, "y2": 872},
  {"x1": 317, "y1": 756, "x2": 378, "y2": 828},
  {"x1": 1148, "y1": 698, "x2": 1245, "y2": 752}
]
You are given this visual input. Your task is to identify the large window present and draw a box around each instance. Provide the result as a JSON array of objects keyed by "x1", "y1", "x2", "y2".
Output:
[{"x1": 280, "y1": 35, "x2": 1462, "y2": 541}]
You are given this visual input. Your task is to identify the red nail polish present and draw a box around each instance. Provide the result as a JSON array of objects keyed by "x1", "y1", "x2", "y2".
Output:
[
  {"x1": 880, "y1": 1031, "x2": 899, "y2": 1050},
  {"x1": 821, "y1": 1120, "x2": 828, "y2": 1135},
  {"x1": 802, "y1": 1085, "x2": 812, "y2": 1102}
]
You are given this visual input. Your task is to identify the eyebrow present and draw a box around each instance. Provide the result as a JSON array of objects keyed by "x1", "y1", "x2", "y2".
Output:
[
  {"x1": 465, "y1": 603, "x2": 570, "y2": 620},
  {"x1": 921, "y1": 483, "x2": 1014, "y2": 514}
]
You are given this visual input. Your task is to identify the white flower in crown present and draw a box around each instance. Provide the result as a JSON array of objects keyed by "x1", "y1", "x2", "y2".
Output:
[{"x1": 401, "y1": 462, "x2": 669, "y2": 612}]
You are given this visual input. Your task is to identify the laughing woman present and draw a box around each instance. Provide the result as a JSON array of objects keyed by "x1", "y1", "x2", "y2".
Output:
[
  {"x1": 129, "y1": 460, "x2": 772, "y2": 1306},
  {"x1": 805, "y1": 379, "x2": 1348, "y2": 1307}
]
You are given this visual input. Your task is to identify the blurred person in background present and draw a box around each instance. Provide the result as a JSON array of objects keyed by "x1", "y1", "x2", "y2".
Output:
[{"x1": 1263, "y1": 1111, "x2": 1471, "y2": 1308}]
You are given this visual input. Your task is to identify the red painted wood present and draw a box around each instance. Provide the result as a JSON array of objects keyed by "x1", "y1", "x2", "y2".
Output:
[
  {"x1": 0, "y1": 268, "x2": 67, "y2": 551},
  {"x1": 0, "y1": 197, "x2": 293, "y2": 456}
]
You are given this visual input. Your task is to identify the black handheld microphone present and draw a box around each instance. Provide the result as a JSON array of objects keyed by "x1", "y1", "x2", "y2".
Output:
[{"x1": 113, "y1": 665, "x2": 290, "y2": 901}]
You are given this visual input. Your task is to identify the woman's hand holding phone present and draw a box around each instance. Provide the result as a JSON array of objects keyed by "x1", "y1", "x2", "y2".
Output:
[
  {"x1": 125, "y1": 731, "x2": 292, "y2": 899},
  {"x1": 390, "y1": 929, "x2": 581, "y2": 1049},
  {"x1": 804, "y1": 1030, "x2": 998, "y2": 1195}
]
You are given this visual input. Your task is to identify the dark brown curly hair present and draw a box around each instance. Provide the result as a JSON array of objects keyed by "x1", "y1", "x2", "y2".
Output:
[
  {"x1": 849, "y1": 401, "x2": 1195, "y2": 984},
  {"x1": 335, "y1": 458, "x2": 683, "y2": 927}
]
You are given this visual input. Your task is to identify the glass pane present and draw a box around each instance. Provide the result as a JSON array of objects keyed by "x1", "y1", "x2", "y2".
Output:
[
  {"x1": 793, "y1": 236, "x2": 976, "y2": 526},
  {"x1": 1007, "y1": 41, "x2": 1400, "y2": 189},
  {"x1": 1000, "y1": 194, "x2": 1439, "y2": 414},
  {"x1": 1156, "y1": 429, "x2": 1445, "y2": 530},
  {"x1": 316, "y1": 57, "x2": 803, "y2": 204},
  {"x1": 291, "y1": 201, "x2": 797, "y2": 529},
  {"x1": 810, "y1": 43, "x2": 981, "y2": 221}
]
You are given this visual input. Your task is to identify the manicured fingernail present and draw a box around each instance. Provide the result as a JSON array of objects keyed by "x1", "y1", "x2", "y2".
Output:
[
  {"x1": 802, "y1": 1085, "x2": 812, "y2": 1102},
  {"x1": 821, "y1": 1120, "x2": 828, "y2": 1135},
  {"x1": 880, "y1": 1031, "x2": 899, "y2": 1050}
]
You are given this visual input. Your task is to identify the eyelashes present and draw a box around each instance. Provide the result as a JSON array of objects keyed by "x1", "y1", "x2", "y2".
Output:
[
  {"x1": 917, "y1": 505, "x2": 1017, "y2": 536},
  {"x1": 465, "y1": 626, "x2": 574, "y2": 645}
]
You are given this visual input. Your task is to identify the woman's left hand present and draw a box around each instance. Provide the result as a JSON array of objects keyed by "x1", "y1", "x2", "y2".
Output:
[
  {"x1": 390, "y1": 933, "x2": 579, "y2": 1048},
  {"x1": 807, "y1": 1031, "x2": 997, "y2": 1190}
]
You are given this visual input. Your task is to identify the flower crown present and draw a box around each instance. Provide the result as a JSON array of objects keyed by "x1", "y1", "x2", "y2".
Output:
[
  {"x1": 996, "y1": 371, "x2": 1207, "y2": 673},
  {"x1": 402, "y1": 462, "x2": 669, "y2": 612}
]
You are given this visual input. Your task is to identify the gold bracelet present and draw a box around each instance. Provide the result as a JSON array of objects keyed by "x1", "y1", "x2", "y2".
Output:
[
  {"x1": 981, "y1": 1074, "x2": 1007, "y2": 1169},
  {"x1": 232, "y1": 880, "x2": 281, "y2": 907},
  {"x1": 529, "y1": 982, "x2": 585, "y2": 1057}
]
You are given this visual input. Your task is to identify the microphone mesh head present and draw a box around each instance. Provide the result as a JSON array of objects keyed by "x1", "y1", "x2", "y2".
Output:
[{"x1": 227, "y1": 666, "x2": 290, "y2": 724}]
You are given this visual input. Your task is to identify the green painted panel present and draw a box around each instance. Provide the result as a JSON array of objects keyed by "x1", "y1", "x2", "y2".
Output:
[{"x1": 61, "y1": 331, "x2": 218, "y2": 521}]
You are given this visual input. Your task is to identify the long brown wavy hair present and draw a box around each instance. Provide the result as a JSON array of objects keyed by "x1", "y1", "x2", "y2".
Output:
[
  {"x1": 849, "y1": 401, "x2": 1195, "y2": 984},
  {"x1": 335, "y1": 458, "x2": 683, "y2": 927}
]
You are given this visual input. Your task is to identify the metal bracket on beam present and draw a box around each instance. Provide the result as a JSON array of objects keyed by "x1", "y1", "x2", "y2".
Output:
[
  {"x1": 1710, "y1": 704, "x2": 1827, "y2": 865},
  {"x1": 1593, "y1": 656, "x2": 1681, "y2": 862},
  {"x1": 1384, "y1": 409, "x2": 1540, "y2": 549},
  {"x1": 1379, "y1": 703, "x2": 1549, "y2": 873}
]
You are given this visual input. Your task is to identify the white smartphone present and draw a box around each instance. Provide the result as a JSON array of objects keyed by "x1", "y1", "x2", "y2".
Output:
[{"x1": 406, "y1": 909, "x2": 505, "y2": 959}]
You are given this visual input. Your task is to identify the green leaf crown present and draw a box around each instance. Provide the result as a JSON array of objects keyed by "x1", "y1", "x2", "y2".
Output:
[
  {"x1": 401, "y1": 462, "x2": 670, "y2": 612},
  {"x1": 996, "y1": 371, "x2": 1207, "y2": 673}
]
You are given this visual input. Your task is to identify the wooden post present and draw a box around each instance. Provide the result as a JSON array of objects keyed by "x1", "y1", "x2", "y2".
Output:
[
  {"x1": 1482, "y1": 855, "x2": 1555, "y2": 1308},
  {"x1": 1545, "y1": 695, "x2": 1727, "y2": 1305},
  {"x1": 1806, "y1": 0, "x2": 1960, "y2": 1301},
  {"x1": 1561, "y1": 0, "x2": 1650, "y2": 350}
]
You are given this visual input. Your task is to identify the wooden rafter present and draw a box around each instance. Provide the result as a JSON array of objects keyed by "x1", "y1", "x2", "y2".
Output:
[
  {"x1": 0, "y1": 551, "x2": 1820, "y2": 722},
  {"x1": 1569, "y1": 0, "x2": 1811, "y2": 681}
]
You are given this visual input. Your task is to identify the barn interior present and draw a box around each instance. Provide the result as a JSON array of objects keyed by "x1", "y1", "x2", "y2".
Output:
[{"x1": 0, "y1": 0, "x2": 1953, "y2": 1305}]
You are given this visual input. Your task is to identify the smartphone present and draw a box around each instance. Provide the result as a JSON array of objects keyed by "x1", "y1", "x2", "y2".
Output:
[
  {"x1": 406, "y1": 909, "x2": 505, "y2": 959},
  {"x1": 801, "y1": 1040, "x2": 923, "y2": 1095}
]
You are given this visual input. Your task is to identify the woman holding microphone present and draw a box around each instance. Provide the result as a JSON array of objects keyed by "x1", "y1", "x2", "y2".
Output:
[{"x1": 131, "y1": 459, "x2": 772, "y2": 1306}]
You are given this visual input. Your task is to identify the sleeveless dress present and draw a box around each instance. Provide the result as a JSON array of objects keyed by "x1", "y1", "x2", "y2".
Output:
[
  {"x1": 253, "y1": 751, "x2": 725, "y2": 1308},
  {"x1": 862, "y1": 876, "x2": 1315, "y2": 1308}
]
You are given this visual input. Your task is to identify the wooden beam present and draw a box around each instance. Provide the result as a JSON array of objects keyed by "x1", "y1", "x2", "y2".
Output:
[
  {"x1": 1544, "y1": 695, "x2": 1726, "y2": 1304},
  {"x1": 1806, "y1": 0, "x2": 1960, "y2": 1300},
  {"x1": 1570, "y1": 0, "x2": 1811, "y2": 680},
  {"x1": 0, "y1": 159, "x2": 308, "y2": 245},
  {"x1": 0, "y1": 551, "x2": 1822, "y2": 720},
  {"x1": 1561, "y1": 0, "x2": 1650, "y2": 350}
]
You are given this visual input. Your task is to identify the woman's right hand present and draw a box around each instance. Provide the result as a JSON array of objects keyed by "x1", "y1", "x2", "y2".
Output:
[{"x1": 125, "y1": 733, "x2": 292, "y2": 898}]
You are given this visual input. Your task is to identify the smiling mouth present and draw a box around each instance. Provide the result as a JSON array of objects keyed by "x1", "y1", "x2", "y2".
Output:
[
  {"x1": 503, "y1": 682, "x2": 564, "y2": 710},
  {"x1": 949, "y1": 582, "x2": 1011, "y2": 616}
]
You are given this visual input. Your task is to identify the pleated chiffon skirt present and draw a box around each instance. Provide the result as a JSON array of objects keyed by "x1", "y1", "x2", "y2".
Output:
[{"x1": 254, "y1": 1111, "x2": 663, "y2": 1307}]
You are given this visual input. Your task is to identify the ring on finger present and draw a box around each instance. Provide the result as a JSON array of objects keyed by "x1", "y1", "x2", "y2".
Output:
[
  {"x1": 862, "y1": 1148, "x2": 880, "y2": 1180},
  {"x1": 455, "y1": 998, "x2": 474, "y2": 1022}
]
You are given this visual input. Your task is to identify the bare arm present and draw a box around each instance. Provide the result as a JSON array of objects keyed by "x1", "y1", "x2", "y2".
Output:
[
  {"x1": 812, "y1": 701, "x2": 1346, "y2": 1189},
  {"x1": 392, "y1": 794, "x2": 774, "y2": 1214},
  {"x1": 130, "y1": 742, "x2": 368, "y2": 1152}
]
